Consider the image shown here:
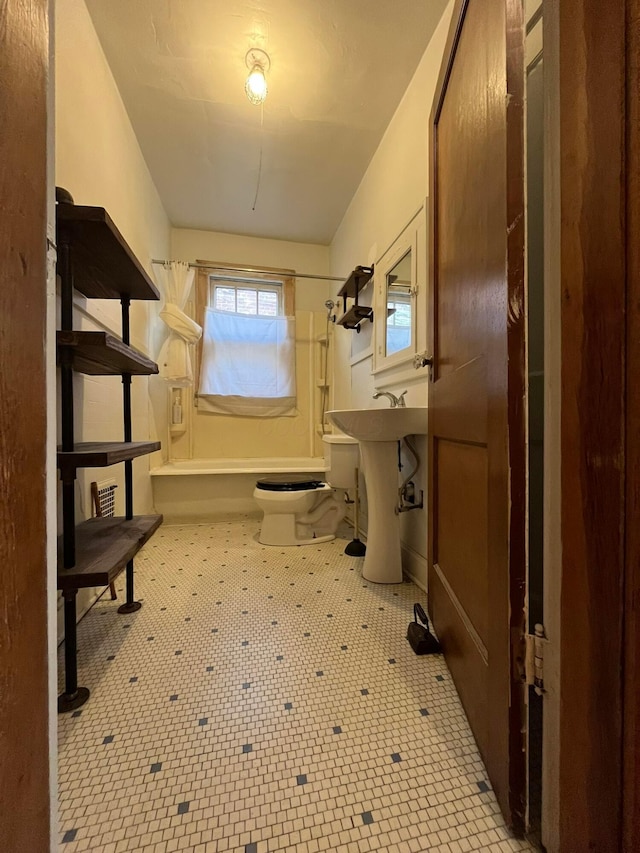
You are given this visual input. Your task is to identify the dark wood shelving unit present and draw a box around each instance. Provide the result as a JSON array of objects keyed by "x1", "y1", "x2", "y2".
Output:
[
  {"x1": 57, "y1": 441, "x2": 161, "y2": 472},
  {"x1": 57, "y1": 516, "x2": 163, "y2": 591},
  {"x1": 57, "y1": 330, "x2": 159, "y2": 376},
  {"x1": 336, "y1": 265, "x2": 374, "y2": 332},
  {"x1": 56, "y1": 203, "x2": 160, "y2": 300},
  {"x1": 56, "y1": 187, "x2": 162, "y2": 713}
]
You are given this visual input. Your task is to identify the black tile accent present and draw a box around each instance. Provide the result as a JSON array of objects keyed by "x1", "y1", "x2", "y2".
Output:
[
  {"x1": 436, "y1": 674, "x2": 445, "y2": 682},
  {"x1": 242, "y1": 744, "x2": 253, "y2": 754},
  {"x1": 360, "y1": 689, "x2": 369, "y2": 696},
  {"x1": 177, "y1": 801, "x2": 190, "y2": 815},
  {"x1": 361, "y1": 811, "x2": 374, "y2": 825},
  {"x1": 206, "y1": 666, "x2": 214, "y2": 672},
  {"x1": 150, "y1": 762, "x2": 162, "y2": 773},
  {"x1": 102, "y1": 735, "x2": 114, "y2": 744},
  {"x1": 477, "y1": 780, "x2": 490, "y2": 793},
  {"x1": 129, "y1": 677, "x2": 138, "y2": 683},
  {"x1": 284, "y1": 702, "x2": 293, "y2": 710},
  {"x1": 62, "y1": 829, "x2": 78, "y2": 843},
  {"x1": 316, "y1": 671, "x2": 324, "y2": 677},
  {"x1": 391, "y1": 753, "x2": 402, "y2": 763},
  {"x1": 296, "y1": 774, "x2": 308, "y2": 786},
  {"x1": 169, "y1": 694, "x2": 178, "y2": 702},
  {"x1": 388, "y1": 659, "x2": 396, "y2": 664},
  {"x1": 419, "y1": 708, "x2": 430, "y2": 717},
  {"x1": 333, "y1": 726, "x2": 342, "y2": 735},
  {"x1": 71, "y1": 710, "x2": 82, "y2": 718},
  {"x1": 245, "y1": 844, "x2": 257, "y2": 853},
  {"x1": 199, "y1": 718, "x2": 208, "y2": 726}
]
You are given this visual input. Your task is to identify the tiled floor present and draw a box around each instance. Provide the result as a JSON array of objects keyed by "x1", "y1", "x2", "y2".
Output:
[{"x1": 57, "y1": 519, "x2": 535, "y2": 853}]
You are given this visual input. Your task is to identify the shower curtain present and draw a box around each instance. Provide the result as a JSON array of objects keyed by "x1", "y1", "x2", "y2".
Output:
[{"x1": 153, "y1": 261, "x2": 202, "y2": 386}]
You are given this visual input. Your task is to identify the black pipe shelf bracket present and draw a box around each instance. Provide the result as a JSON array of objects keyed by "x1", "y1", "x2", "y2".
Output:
[
  {"x1": 336, "y1": 265, "x2": 374, "y2": 333},
  {"x1": 54, "y1": 187, "x2": 163, "y2": 713}
]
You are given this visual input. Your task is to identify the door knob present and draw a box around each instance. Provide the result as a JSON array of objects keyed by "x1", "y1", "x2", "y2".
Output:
[{"x1": 413, "y1": 353, "x2": 433, "y2": 369}]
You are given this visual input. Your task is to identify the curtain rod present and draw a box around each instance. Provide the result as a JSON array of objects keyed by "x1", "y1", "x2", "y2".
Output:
[{"x1": 151, "y1": 258, "x2": 345, "y2": 283}]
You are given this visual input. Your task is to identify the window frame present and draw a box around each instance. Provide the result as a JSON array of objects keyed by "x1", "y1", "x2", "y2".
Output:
[{"x1": 195, "y1": 260, "x2": 295, "y2": 387}]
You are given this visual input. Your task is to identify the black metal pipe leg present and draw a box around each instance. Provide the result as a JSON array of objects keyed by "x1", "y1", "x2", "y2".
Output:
[
  {"x1": 117, "y1": 559, "x2": 141, "y2": 614},
  {"x1": 58, "y1": 589, "x2": 90, "y2": 713}
]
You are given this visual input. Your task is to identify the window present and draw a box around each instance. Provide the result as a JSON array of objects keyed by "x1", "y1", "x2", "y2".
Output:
[
  {"x1": 195, "y1": 262, "x2": 297, "y2": 416},
  {"x1": 210, "y1": 276, "x2": 282, "y2": 317}
]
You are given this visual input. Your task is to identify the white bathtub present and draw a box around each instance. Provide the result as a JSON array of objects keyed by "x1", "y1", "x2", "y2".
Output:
[{"x1": 150, "y1": 457, "x2": 327, "y2": 522}]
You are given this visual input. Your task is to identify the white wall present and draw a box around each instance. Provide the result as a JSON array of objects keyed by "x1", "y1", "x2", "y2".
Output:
[
  {"x1": 328, "y1": 2, "x2": 454, "y2": 588},
  {"x1": 55, "y1": 0, "x2": 171, "y2": 628},
  {"x1": 165, "y1": 228, "x2": 333, "y2": 464}
]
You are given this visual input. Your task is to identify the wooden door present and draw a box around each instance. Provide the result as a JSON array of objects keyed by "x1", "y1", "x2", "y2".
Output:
[
  {"x1": 427, "y1": 0, "x2": 526, "y2": 830},
  {"x1": 0, "y1": 1, "x2": 51, "y2": 851}
]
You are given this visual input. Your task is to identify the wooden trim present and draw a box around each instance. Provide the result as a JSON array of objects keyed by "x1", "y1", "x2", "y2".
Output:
[
  {"x1": 193, "y1": 259, "x2": 296, "y2": 390},
  {"x1": 0, "y1": 0, "x2": 50, "y2": 849},
  {"x1": 623, "y1": 0, "x2": 640, "y2": 845},
  {"x1": 504, "y1": 0, "x2": 527, "y2": 829},
  {"x1": 558, "y1": 1, "x2": 627, "y2": 849}
]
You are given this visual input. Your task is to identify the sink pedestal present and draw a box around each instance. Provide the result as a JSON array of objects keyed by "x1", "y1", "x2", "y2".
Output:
[{"x1": 359, "y1": 440, "x2": 403, "y2": 584}]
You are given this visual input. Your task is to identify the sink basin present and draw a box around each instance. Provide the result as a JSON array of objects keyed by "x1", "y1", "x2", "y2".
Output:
[
  {"x1": 327, "y1": 407, "x2": 427, "y2": 442},
  {"x1": 326, "y1": 407, "x2": 428, "y2": 584}
]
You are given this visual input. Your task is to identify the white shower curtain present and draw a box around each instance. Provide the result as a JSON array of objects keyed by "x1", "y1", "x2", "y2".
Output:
[
  {"x1": 198, "y1": 308, "x2": 296, "y2": 416},
  {"x1": 153, "y1": 261, "x2": 202, "y2": 386}
]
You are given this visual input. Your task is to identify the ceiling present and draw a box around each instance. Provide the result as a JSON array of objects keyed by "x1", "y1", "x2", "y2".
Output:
[{"x1": 85, "y1": 0, "x2": 449, "y2": 245}]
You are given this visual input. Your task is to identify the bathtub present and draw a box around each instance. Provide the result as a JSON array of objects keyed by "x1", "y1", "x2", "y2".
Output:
[{"x1": 150, "y1": 457, "x2": 327, "y2": 522}]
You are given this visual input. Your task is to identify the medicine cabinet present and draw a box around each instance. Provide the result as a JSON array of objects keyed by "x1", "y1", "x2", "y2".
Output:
[{"x1": 373, "y1": 209, "x2": 425, "y2": 374}]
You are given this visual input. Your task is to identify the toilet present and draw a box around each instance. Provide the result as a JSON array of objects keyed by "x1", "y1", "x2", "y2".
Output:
[{"x1": 253, "y1": 434, "x2": 359, "y2": 546}]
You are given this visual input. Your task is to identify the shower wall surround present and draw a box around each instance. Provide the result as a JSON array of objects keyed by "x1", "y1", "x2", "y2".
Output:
[{"x1": 167, "y1": 228, "x2": 333, "y2": 463}]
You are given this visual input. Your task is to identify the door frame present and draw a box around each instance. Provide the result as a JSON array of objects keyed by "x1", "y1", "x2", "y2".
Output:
[
  {"x1": 0, "y1": 1, "x2": 52, "y2": 850},
  {"x1": 548, "y1": 0, "x2": 639, "y2": 849},
  {"x1": 542, "y1": 0, "x2": 639, "y2": 849}
]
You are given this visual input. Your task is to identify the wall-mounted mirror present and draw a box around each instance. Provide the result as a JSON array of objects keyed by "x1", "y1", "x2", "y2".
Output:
[
  {"x1": 373, "y1": 211, "x2": 423, "y2": 375},
  {"x1": 386, "y1": 250, "x2": 412, "y2": 356}
]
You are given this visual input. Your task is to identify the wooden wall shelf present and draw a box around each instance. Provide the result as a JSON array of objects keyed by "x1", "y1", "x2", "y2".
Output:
[
  {"x1": 57, "y1": 441, "x2": 161, "y2": 473},
  {"x1": 57, "y1": 515, "x2": 163, "y2": 591},
  {"x1": 57, "y1": 331, "x2": 158, "y2": 376},
  {"x1": 56, "y1": 202, "x2": 160, "y2": 300}
]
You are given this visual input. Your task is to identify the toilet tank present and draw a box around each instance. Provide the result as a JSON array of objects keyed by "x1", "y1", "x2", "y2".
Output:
[{"x1": 322, "y1": 434, "x2": 359, "y2": 489}]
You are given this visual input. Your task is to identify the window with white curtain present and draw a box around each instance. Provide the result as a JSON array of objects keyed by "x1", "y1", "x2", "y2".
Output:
[{"x1": 195, "y1": 264, "x2": 297, "y2": 417}]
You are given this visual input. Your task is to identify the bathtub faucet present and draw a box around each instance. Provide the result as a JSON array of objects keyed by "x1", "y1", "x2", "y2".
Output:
[{"x1": 372, "y1": 390, "x2": 407, "y2": 408}]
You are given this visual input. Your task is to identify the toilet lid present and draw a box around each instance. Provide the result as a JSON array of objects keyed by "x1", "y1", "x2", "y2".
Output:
[{"x1": 256, "y1": 476, "x2": 324, "y2": 492}]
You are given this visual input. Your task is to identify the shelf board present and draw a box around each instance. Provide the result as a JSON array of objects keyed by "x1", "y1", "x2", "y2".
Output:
[
  {"x1": 57, "y1": 331, "x2": 159, "y2": 375},
  {"x1": 337, "y1": 265, "x2": 374, "y2": 299},
  {"x1": 56, "y1": 202, "x2": 160, "y2": 301},
  {"x1": 337, "y1": 305, "x2": 374, "y2": 330},
  {"x1": 57, "y1": 515, "x2": 163, "y2": 590},
  {"x1": 58, "y1": 441, "x2": 161, "y2": 473}
]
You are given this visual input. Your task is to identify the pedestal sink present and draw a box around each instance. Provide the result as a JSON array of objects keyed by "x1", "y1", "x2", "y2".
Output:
[{"x1": 327, "y1": 407, "x2": 428, "y2": 583}]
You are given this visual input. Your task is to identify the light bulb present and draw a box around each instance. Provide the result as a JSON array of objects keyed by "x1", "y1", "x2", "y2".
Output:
[{"x1": 245, "y1": 64, "x2": 267, "y2": 105}]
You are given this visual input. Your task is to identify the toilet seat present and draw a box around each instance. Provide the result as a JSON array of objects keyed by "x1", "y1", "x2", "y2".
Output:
[{"x1": 256, "y1": 476, "x2": 324, "y2": 492}]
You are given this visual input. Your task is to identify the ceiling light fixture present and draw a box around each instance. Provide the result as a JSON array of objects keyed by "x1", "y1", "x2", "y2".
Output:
[{"x1": 245, "y1": 48, "x2": 270, "y2": 105}]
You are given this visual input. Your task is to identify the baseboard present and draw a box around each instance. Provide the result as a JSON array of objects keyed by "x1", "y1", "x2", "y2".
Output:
[{"x1": 401, "y1": 542, "x2": 428, "y2": 592}]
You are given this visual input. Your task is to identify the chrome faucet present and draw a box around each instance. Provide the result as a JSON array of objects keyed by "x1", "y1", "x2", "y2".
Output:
[{"x1": 373, "y1": 390, "x2": 408, "y2": 408}]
